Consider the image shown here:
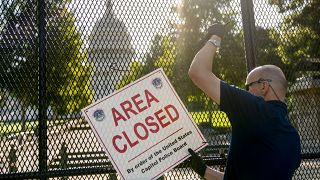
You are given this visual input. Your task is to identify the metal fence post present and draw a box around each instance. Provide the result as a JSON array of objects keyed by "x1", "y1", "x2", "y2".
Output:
[
  {"x1": 59, "y1": 143, "x2": 68, "y2": 180},
  {"x1": 38, "y1": 0, "x2": 48, "y2": 179},
  {"x1": 9, "y1": 146, "x2": 17, "y2": 172},
  {"x1": 59, "y1": 143, "x2": 68, "y2": 169},
  {"x1": 240, "y1": 0, "x2": 257, "y2": 73}
]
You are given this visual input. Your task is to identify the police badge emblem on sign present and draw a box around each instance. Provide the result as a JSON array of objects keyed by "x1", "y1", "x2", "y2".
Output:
[{"x1": 82, "y1": 68, "x2": 207, "y2": 180}]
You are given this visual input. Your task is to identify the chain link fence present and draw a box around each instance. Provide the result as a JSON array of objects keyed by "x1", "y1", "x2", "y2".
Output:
[{"x1": 0, "y1": 0, "x2": 319, "y2": 179}]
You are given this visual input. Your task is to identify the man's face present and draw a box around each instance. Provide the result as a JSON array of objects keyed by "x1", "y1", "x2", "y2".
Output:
[{"x1": 245, "y1": 73, "x2": 264, "y2": 97}]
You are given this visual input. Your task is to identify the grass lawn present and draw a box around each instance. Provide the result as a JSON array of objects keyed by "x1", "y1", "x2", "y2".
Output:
[
  {"x1": 0, "y1": 111, "x2": 230, "y2": 136},
  {"x1": 0, "y1": 121, "x2": 37, "y2": 136},
  {"x1": 0, "y1": 120, "x2": 66, "y2": 136},
  {"x1": 190, "y1": 111, "x2": 231, "y2": 129}
]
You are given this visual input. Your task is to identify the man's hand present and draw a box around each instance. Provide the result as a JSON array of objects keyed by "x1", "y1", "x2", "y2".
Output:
[
  {"x1": 207, "y1": 23, "x2": 225, "y2": 39},
  {"x1": 188, "y1": 148, "x2": 207, "y2": 177}
]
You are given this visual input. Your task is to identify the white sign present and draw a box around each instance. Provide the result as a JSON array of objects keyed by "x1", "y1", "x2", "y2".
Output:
[{"x1": 82, "y1": 68, "x2": 207, "y2": 180}]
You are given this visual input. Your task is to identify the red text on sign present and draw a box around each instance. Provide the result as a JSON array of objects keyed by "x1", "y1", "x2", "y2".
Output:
[
  {"x1": 112, "y1": 89, "x2": 159, "y2": 127},
  {"x1": 112, "y1": 104, "x2": 179, "y2": 153}
]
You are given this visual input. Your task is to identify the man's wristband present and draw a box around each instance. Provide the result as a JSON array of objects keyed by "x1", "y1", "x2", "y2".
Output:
[{"x1": 208, "y1": 39, "x2": 221, "y2": 47}]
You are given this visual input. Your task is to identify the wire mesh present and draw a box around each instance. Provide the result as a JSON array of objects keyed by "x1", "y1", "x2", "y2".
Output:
[
  {"x1": 253, "y1": 0, "x2": 320, "y2": 178},
  {"x1": 0, "y1": 0, "x2": 319, "y2": 179}
]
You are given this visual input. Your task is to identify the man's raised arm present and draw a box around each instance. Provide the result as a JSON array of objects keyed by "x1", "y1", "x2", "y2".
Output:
[{"x1": 188, "y1": 24, "x2": 224, "y2": 105}]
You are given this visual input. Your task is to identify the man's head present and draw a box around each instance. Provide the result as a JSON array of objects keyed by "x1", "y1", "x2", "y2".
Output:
[{"x1": 245, "y1": 65, "x2": 288, "y2": 101}]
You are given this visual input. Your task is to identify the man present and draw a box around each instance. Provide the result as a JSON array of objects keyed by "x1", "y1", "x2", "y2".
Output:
[{"x1": 187, "y1": 23, "x2": 301, "y2": 180}]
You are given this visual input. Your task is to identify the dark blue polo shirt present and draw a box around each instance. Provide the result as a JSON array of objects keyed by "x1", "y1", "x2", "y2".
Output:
[{"x1": 220, "y1": 81, "x2": 301, "y2": 180}]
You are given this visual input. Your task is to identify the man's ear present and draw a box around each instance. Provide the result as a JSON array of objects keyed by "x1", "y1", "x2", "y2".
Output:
[{"x1": 261, "y1": 82, "x2": 269, "y2": 94}]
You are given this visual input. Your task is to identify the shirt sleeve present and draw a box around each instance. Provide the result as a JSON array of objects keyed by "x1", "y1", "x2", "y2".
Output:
[{"x1": 220, "y1": 81, "x2": 265, "y2": 130}]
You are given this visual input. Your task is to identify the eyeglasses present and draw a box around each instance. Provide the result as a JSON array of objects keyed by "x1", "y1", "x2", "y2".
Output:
[
  {"x1": 245, "y1": 78, "x2": 281, "y2": 100},
  {"x1": 245, "y1": 78, "x2": 272, "y2": 91}
]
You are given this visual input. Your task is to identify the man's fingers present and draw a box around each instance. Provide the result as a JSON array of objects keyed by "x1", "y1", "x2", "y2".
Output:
[
  {"x1": 188, "y1": 148, "x2": 207, "y2": 177},
  {"x1": 188, "y1": 148, "x2": 196, "y2": 156}
]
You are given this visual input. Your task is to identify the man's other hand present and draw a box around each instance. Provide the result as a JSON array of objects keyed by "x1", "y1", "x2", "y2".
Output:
[{"x1": 188, "y1": 148, "x2": 207, "y2": 177}]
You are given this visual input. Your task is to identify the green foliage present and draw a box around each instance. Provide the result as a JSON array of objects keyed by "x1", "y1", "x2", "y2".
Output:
[
  {"x1": 115, "y1": 61, "x2": 144, "y2": 90},
  {"x1": 116, "y1": 35, "x2": 176, "y2": 89},
  {"x1": 172, "y1": 0, "x2": 246, "y2": 109},
  {"x1": 269, "y1": 0, "x2": 320, "y2": 65},
  {"x1": 117, "y1": 0, "x2": 316, "y2": 113},
  {"x1": 117, "y1": 0, "x2": 247, "y2": 111},
  {"x1": 46, "y1": 6, "x2": 93, "y2": 114},
  {"x1": 0, "y1": 0, "x2": 93, "y2": 115},
  {"x1": 254, "y1": 27, "x2": 296, "y2": 82}
]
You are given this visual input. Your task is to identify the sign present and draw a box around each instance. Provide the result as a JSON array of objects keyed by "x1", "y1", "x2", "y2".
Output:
[{"x1": 82, "y1": 68, "x2": 207, "y2": 180}]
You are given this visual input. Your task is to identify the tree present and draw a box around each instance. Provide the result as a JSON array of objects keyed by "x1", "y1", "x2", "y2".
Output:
[
  {"x1": 171, "y1": 0, "x2": 246, "y2": 110},
  {"x1": 0, "y1": 0, "x2": 93, "y2": 124},
  {"x1": 117, "y1": 0, "x2": 246, "y2": 111},
  {"x1": 253, "y1": 26, "x2": 300, "y2": 84},
  {"x1": 117, "y1": 0, "x2": 296, "y2": 112},
  {"x1": 268, "y1": 0, "x2": 320, "y2": 77},
  {"x1": 116, "y1": 35, "x2": 176, "y2": 89}
]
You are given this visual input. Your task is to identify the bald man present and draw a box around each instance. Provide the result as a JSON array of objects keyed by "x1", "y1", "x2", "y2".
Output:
[{"x1": 187, "y1": 24, "x2": 301, "y2": 180}]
